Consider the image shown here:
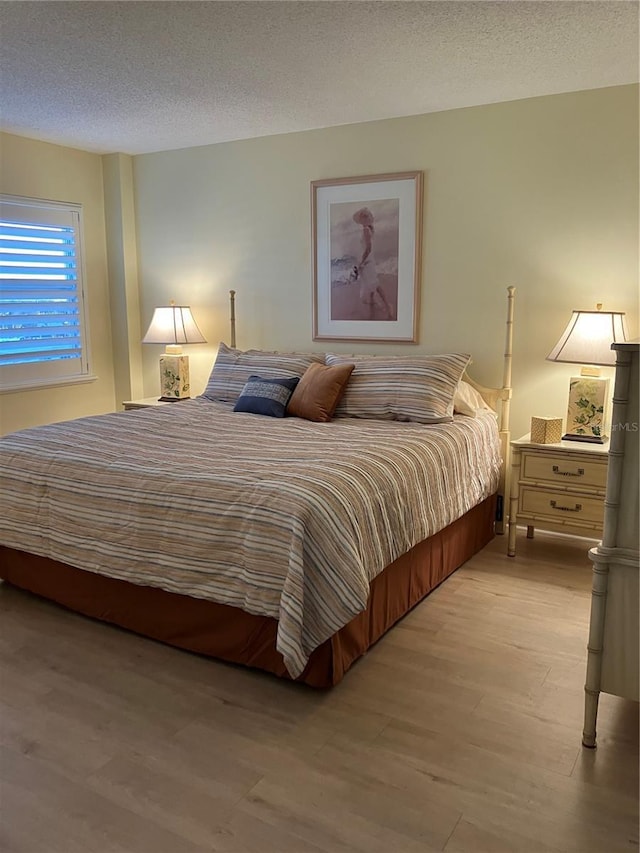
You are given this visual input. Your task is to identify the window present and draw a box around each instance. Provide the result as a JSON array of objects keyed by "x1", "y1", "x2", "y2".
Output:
[{"x1": 0, "y1": 195, "x2": 92, "y2": 391}]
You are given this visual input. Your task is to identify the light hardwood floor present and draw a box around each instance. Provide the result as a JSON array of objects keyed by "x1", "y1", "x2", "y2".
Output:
[{"x1": 1, "y1": 532, "x2": 637, "y2": 853}]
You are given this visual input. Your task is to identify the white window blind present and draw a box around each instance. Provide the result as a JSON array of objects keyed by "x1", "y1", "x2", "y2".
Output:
[{"x1": 0, "y1": 196, "x2": 91, "y2": 391}]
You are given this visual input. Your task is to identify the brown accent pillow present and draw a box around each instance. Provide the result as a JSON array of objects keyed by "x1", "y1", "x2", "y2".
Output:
[{"x1": 287, "y1": 362, "x2": 355, "y2": 422}]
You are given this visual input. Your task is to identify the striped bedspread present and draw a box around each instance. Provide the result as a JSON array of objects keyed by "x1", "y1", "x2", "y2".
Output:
[{"x1": 0, "y1": 399, "x2": 501, "y2": 677}]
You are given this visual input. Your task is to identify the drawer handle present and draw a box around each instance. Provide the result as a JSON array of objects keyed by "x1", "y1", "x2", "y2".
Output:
[
  {"x1": 552, "y1": 465, "x2": 585, "y2": 478},
  {"x1": 550, "y1": 499, "x2": 582, "y2": 513}
]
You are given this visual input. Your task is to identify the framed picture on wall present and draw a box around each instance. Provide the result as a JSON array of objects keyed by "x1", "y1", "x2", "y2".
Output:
[{"x1": 311, "y1": 171, "x2": 423, "y2": 342}]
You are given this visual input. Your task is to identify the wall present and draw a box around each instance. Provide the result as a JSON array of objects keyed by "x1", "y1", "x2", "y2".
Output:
[
  {"x1": 0, "y1": 133, "x2": 116, "y2": 434},
  {"x1": 4, "y1": 86, "x2": 635, "y2": 439},
  {"x1": 134, "y1": 84, "x2": 638, "y2": 441}
]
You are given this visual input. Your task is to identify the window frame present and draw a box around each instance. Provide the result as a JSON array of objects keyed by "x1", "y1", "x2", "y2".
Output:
[{"x1": 0, "y1": 194, "x2": 95, "y2": 393}]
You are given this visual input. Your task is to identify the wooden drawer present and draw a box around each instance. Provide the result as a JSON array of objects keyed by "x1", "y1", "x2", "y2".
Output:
[
  {"x1": 519, "y1": 485, "x2": 604, "y2": 527},
  {"x1": 521, "y1": 451, "x2": 607, "y2": 490}
]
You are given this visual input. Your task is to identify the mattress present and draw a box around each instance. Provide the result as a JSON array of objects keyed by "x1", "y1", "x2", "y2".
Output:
[{"x1": 0, "y1": 399, "x2": 501, "y2": 676}]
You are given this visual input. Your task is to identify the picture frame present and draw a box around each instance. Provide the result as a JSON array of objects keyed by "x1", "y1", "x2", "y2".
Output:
[{"x1": 311, "y1": 171, "x2": 423, "y2": 342}]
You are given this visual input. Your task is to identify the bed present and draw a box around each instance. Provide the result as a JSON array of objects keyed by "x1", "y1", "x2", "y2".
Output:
[{"x1": 0, "y1": 289, "x2": 515, "y2": 687}]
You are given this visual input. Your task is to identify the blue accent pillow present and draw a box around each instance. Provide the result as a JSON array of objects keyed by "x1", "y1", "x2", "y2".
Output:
[{"x1": 233, "y1": 375, "x2": 300, "y2": 418}]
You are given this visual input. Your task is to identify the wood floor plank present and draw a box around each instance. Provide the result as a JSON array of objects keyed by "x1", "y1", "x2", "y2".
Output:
[
  {"x1": 354, "y1": 723, "x2": 637, "y2": 851},
  {"x1": 84, "y1": 753, "x2": 242, "y2": 851},
  {"x1": 238, "y1": 771, "x2": 448, "y2": 853},
  {"x1": 0, "y1": 746, "x2": 208, "y2": 853},
  {"x1": 1, "y1": 532, "x2": 637, "y2": 853}
]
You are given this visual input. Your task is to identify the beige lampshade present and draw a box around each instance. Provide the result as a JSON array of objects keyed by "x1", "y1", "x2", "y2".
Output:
[
  {"x1": 142, "y1": 304, "x2": 206, "y2": 345},
  {"x1": 546, "y1": 309, "x2": 627, "y2": 366}
]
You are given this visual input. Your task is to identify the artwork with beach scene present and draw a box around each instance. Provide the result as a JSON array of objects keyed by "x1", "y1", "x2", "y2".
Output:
[
  {"x1": 312, "y1": 171, "x2": 423, "y2": 342},
  {"x1": 329, "y1": 199, "x2": 399, "y2": 322}
]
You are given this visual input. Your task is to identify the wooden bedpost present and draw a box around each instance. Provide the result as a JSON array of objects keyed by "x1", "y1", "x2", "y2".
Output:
[
  {"x1": 495, "y1": 286, "x2": 515, "y2": 534},
  {"x1": 229, "y1": 289, "x2": 236, "y2": 349},
  {"x1": 455, "y1": 287, "x2": 515, "y2": 534}
]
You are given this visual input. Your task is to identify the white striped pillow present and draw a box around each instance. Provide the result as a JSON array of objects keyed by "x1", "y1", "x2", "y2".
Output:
[
  {"x1": 202, "y1": 343, "x2": 325, "y2": 403},
  {"x1": 325, "y1": 352, "x2": 471, "y2": 423}
]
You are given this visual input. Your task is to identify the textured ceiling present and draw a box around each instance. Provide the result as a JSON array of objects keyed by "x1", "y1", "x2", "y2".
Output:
[{"x1": 0, "y1": 1, "x2": 637, "y2": 155}]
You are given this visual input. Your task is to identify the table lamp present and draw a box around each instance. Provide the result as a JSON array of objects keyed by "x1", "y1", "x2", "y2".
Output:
[
  {"x1": 546, "y1": 304, "x2": 627, "y2": 443},
  {"x1": 142, "y1": 302, "x2": 206, "y2": 401}
]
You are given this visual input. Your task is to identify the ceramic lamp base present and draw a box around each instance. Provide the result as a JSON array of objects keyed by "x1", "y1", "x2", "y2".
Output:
[
  {"x1": 563, "y1": 375, "x2": 609, "y2": 444},
  {"x1": 159, "y1": 353, "x2": 191, "y2": 401}
]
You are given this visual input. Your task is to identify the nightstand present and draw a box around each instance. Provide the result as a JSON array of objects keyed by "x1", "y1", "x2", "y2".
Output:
[
  {"x1": 507, "y1": 434, "x2": 608, "y2": 557},
  {"x1": 122, "y1": 397, "x2": 174, "y2": 411}
]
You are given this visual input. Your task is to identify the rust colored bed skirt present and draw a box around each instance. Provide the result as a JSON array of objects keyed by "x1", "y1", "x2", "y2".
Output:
[{"x1": 0, "y1": 495, "x2": 496, "y2": 687}]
